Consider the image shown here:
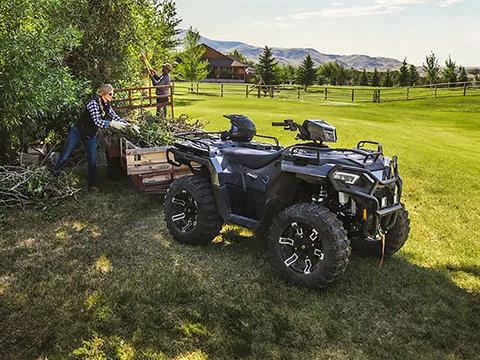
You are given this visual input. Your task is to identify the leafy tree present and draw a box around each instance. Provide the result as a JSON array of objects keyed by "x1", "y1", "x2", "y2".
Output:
[
  {"x1": 318, "y1": 62, "x2": 339, "y2": 85},
  {"x1": 297, "y1": 54, "x2": 316, "y2": 90},
  {"x1": 360, "y1": 69, "x2": 369, "y2": 86},
  {"x1": 176, "y1": 27, "x2": 209, "y2": 82},
  {"x1": 0, "y1": 0, "x2": 86, "y2": 160},
  {"x1": 443, "y1": 55, "x2": 457, "y2": 84},
  {"x1": 398, "y1": 58, "x2": 410, "y2": 86},
  {"x1": 382, "y1": 70, "x2": 393, "y2": 87},
  {"x1": 371, "y1": 68, "x2": 380, "y2": 87},
  {"x1": 409, "y1": 65, "x2": 420, "y2": 86},
  {"x1": 227, "y1": 49, "x2": 249, "y2": 64},
  {"x1": 423, "y1": 52, "x2": 440, "y2": 85},
  {"x1": 257, "y1": 46, "x2": 278, "y2": 85},
  {"x1": 458, "y1": 66, "x2": 468, "y2": 83},
  {"x1": 278, "y1": 64, "x2": 297, "y2": 84}
]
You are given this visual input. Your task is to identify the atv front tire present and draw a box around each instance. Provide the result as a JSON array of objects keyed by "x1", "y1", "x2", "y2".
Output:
[
  {"x1": 165, "y1": 175, "x2": 223, "y2": 245},
  {"x1": 350, "y1": 205, "x2": 410, "y2": 257},
  {"x1": 267, "y1": 203, "x2": 351, "y2": 289}
]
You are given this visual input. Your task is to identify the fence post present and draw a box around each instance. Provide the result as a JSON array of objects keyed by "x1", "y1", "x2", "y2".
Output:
[
  {"x1": 221, "y1": 84, "x2": 224, "y2": 97},
  {"x1": 196, "y1": 83, "x2": 199, "y2": 94},
  {"x1": 246, "y1": 85, "x2": 249, "y2": 98},
  {"x1": 270, "y1": 85, "x2": 274, "y2": 98},
  {"x1": 464, "y1": 82, "x2": 467, "y2": 96},
  {"x1": 351, "y1": 88, "x2": 355, "y2": 102},
  {"x1": 434, "y1": 85, "x2": 437, "y2": 98},
  {"x1": 378, "y1": 89, "x2": 381, "y2": 103},
  {"x1": 406, "y1": 87, "x2": 409, "y2": 100},
  {"x1": 324, "y1": 87, "x2": 328, "y2": 100},
  {"x1": 258, "y1": 85, "x2": 261, "y2": 98},
  {"x1": 297, "y1": 87, "x2": 300, "y2": 100},
  {"x1": 171, "y1": 82, "x2": 175, "y2": 95}
]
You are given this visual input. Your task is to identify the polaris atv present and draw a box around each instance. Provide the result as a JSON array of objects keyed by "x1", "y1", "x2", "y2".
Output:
[{"x1": 165, "y1": 115, "x2": 410, "y2": 289}]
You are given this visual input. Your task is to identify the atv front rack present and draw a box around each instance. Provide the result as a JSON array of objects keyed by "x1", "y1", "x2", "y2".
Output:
[{"x1": 285, "y1": 143, "x2": 384, "y2": 165}]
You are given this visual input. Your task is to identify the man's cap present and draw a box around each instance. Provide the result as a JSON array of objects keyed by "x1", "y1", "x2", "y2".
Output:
[{"x1": 162, "y1": 63, "x2": 173, "y2": 71}]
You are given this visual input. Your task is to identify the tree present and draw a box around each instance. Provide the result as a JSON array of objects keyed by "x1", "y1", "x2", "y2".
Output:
[
  {"x1": 360, "y1": 69, "x2": 369, "y2": 86},
  {"x1": 458, "y1": 66, "x2": 468, "y2": 83},
  {"x1": 297, "y1": 54, "x2": 316, "y2": 90},
  {"x1": 382, "y1": 70, "x2": 393, "y2": 87},
  {"x1": 176, "y1": 27, "x2": 209, "y2": 82},
  {"x1": 409, "y1": 65, "x2": 420, "y2": 86},
  {"x1": 423, "y1": 52, "x2": 440, "y2": 85},
  {"x1": 398, "y1": 58, "x2": 410, "y2": 86},
  {"x1": 443, "y1": 55, "x2": 457, "y2": 84},
  {"x1": 371, "y1": 68, "x2": 380, "y2": 87},
  {"x1": 0, "y1": 0, "x2": 86, "y2": 160},
  {"x1": 257, "y1": 46, "x2": 278, "y2": 85},
  {"x1": 227, "y1": 49, "x2": 248, "y2": 64}
]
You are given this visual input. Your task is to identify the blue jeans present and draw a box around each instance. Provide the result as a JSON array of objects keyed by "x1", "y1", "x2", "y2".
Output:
[{"x1": 54, "y1": 126, "x2": 97, "y2": 186}]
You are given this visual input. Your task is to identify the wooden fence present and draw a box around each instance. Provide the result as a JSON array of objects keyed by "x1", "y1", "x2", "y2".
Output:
[
  {"x1": 171, "y1": 81, "x2": 480, "y2": 103},
  {"x1": 112, "y1": 85, "x2": 174, "y2": 116}
]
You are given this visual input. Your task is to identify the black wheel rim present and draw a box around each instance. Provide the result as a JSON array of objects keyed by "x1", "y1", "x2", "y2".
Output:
[
  {"x1": 170, "y1": 190, "x2": 198, "y2": 232},
  {"x1": 278, "y1": 221, "x2": 324, "y2": 275}
]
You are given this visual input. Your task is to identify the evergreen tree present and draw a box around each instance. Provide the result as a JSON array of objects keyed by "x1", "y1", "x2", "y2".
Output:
[
  {"x1": 409, "y1": 65, "x2": 420, "y2": 86},
  {"x1": 371, "y1": 68, "x2": 380, "y2": 87},
  {"x1": 360, "y1": 69, "x2": 369, "y2": 86},
  {"x1": 423, "y1": 52, "x2": 440, "y2": 85},
  {"x1": 458, "y1": 66, "x2": 468, "y2": 83},
  {"x1": 257, "y1": 46, "x2": 278, "y2": 84},
  {"x1": 297, "y1": 54, "x2": 316, "y2": 90},
  {"x1": 176, "y1": 27, "x2": 209, "y2": 82},
  {"x1": 382, "y1": 70, "x2": 393, "y2": 87},
  {"x1": 398, "y1": 58, "x2": 410, "y2": 86},
  {"x1": 443, "y1": 55, "x2": 457, "y2": 84}
]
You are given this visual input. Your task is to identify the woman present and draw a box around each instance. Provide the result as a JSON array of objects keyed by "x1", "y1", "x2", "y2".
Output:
[{"x1": 54, "y1": 84, "x2": 129, "y2": 192}]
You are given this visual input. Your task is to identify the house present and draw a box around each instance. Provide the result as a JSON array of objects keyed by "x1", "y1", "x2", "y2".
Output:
[{"x1": 201, "y1": 43, "x2": 248, "y2": 83}]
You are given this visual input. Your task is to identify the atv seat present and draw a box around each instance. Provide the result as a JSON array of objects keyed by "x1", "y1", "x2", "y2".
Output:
[{"x1": 221, "y1": 147, "x2": 283, "y2": 169}]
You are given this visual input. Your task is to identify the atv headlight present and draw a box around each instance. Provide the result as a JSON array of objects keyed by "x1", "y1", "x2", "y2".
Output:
[{"x1": 332, "y1": 171, "x2": 360, "y2": 185}]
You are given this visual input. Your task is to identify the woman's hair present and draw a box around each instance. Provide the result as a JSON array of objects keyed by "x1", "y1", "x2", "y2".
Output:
[{"x1": 97, "y1": 84, "x2": 114, "y2": 96}]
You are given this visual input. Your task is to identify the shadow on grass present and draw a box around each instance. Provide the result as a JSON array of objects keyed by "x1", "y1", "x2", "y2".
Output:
[{"x1": 0, "y1": 182, "x2": 479, "y2": 359}]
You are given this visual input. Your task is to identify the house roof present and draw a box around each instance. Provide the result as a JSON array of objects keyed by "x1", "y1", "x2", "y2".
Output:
[{"x1": 201, "y1": 43, "x2": 247, "y2": 68}]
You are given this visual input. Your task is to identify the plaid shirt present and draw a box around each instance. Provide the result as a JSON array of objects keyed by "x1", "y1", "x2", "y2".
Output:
[{"x1": 86, "y1": 98, "x2": 124, "y2": 128}]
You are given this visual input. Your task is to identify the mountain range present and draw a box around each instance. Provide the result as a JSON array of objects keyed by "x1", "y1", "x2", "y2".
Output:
[{"x1": 179, "y1": 31, "x2": 404, "y2": 70}]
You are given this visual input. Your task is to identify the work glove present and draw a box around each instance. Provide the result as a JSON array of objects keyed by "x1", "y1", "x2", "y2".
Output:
[
  {"x1": 130, "y1": 124, "x2": 141, "y2": 133},
  {"x1": 110, "y1": 120, "x2": 128, "y2": 130}
]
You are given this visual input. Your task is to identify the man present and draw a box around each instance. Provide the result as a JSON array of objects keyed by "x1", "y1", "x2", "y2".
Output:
[
  {"x1": 53, "y1": 84, "x2": 129, "y2": 192},
  {"x1": 149, "y1": 63, "x2": 172, "y2": 117}
]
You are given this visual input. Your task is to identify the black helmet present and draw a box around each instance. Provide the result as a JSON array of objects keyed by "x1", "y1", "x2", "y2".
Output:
[{"x1": 222, "y1": 114, "x2": 256, "y2": 142}]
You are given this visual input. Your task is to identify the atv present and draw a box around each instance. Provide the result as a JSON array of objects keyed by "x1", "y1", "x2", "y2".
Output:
[{"x1": 164, "y1": 115, "x2": 410, "y2": 289}]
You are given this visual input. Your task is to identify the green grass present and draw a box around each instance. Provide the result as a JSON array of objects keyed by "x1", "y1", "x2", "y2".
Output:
[{"x1": 1, "y1": 95, "x2": 479, "y2": 359}]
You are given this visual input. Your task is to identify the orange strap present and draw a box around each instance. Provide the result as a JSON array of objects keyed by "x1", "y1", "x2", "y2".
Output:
[{"x1": 379, "y1": 233, "x2": 386, "y2": 268}]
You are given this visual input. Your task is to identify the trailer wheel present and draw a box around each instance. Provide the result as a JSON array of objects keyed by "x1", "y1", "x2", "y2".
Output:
[
  {"x1": 267, "y1": 203, "x2": 351, "y2": 289},
  {"x1": 165, "y1": 175, "x2": 223, "y2": 245}
]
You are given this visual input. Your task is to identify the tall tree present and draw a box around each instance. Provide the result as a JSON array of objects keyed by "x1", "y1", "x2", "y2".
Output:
[
  {"x1": 360, "y1": 69, "x2": 369, "y2": 86},
  {"x1": 176, "y1": 27, "x2": 209, "y2": 82},
  {"x1": 371, "y1": 68, "x2": 380, "y2": 87},
  {"x1": 382, "y1": 70, "x2": 393, "y2": 87},
  {"x1": 257, "y1": 46, "x2": 278, "y2": 84},
  {"x1": 398, "y1": 58, "x2": 410, "y2": 86},
  {"x1": 297, "y1": 54, "x2": 316, "y2": 90},
  {"x1": 318, "y1": 62, "x2": 340, "y2": 85},
  {"x1": 443, "y1": 55, "x2": 457, "y2": 84},
  {"x1": 458, "y1": 66, "x2": 468, "y2": 83},
  {"x1": 409, "y1": 65, "x2": 420, "y2": 86},
  {"x1": 423, "y1": 52, "x2": 440, "y2": 85},
  {"x1": 278, "y1": 64, "x2": 297, "y2": 84}
]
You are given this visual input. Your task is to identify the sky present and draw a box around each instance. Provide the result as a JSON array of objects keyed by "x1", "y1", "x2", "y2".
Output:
[{"x1": 176, "y1": 0, "x2": 480, "y2": 67}]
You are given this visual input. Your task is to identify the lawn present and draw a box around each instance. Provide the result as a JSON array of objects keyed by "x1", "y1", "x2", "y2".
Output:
[{"x1": 1, "y1": 95, "x2": 479, "y2": 359}]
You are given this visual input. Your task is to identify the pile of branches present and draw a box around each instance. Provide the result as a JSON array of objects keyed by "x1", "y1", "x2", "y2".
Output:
[
  {"x1": 0, "y1": 165, "x2": 80, "y2": 208},
  {"x1": 104, "y1": 113, "x2": 206, "y2": 148}
]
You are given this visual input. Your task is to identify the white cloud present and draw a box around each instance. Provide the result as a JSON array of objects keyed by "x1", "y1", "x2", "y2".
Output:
[
  {"x1": 375, "y1": 0, "x2": 461, "y2": 6},
  {"x1": 289, "y1": 5, "x2": 403, "y2": 20}
]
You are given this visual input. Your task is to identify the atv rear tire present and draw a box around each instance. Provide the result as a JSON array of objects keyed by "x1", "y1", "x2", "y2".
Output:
[
  {"x1": 165, "y1": 175, "x2": 223, "y2": 245},
  {"x1": 350, "y1": 205, "x2": 410, "y2": 257},
  {"x1": 267, "y1": 203, "x2": 351, "y2": 289}
]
